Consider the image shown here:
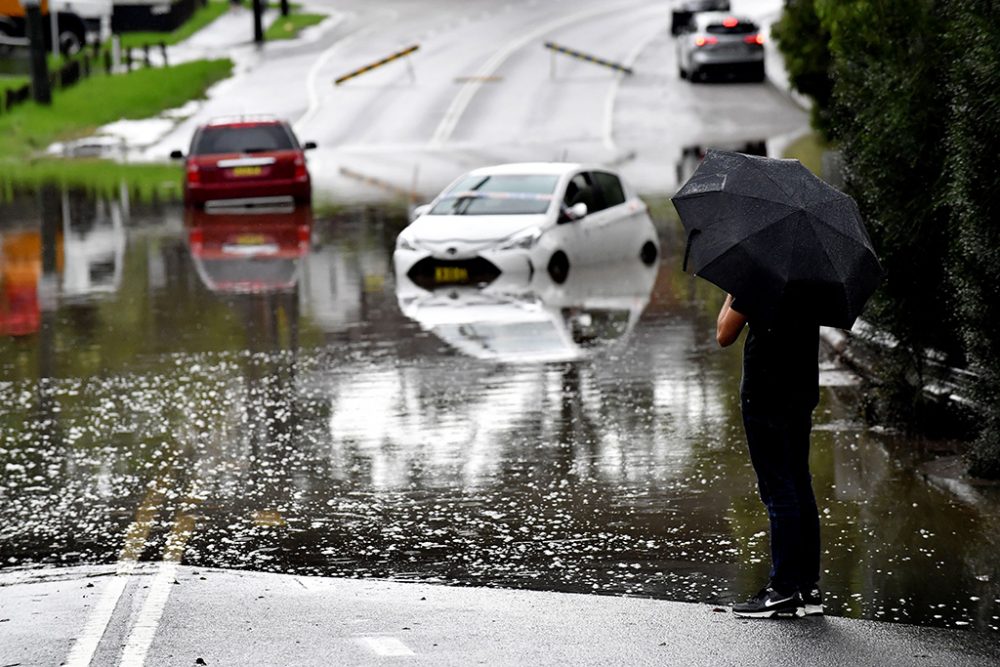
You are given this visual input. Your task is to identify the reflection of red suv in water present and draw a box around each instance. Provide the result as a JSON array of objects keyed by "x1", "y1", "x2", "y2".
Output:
[
  {"x1": 172, "y1": 117, "x2": 316, "y2": 208},
  {"x1": 186, "y1": 205, "x2": 312, "y2": 293}
]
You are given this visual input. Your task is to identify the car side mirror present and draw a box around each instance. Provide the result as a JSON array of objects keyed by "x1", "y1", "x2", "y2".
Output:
[
  {"x1": 411, "y1": 203, "x2": 430, "y2": 220},
  {"x1": 558, "y1": 202, "x2": 588, "y2": 224},
  {"x1": 169, "y1": 150, "x2": 184, "y2": 160},
  {"x1": 304, "y1": 141, "x2": 318, "y2": 150}
]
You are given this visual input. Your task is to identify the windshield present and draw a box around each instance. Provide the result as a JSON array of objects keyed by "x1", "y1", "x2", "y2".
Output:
[
  {"x1": 192, "y1": 125, "x2": 297, "y2": 155},
  {"x1": 429, "y1": 174, "x2": 558, "y2": 215}
]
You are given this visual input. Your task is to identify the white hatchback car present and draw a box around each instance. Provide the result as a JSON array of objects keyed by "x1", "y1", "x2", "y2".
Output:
[{"x1": 393, "y1": 163, "x2": 659, "y2": 290}]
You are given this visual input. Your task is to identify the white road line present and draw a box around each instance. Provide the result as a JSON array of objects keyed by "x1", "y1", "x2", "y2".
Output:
[
  {"x1": 601, "y1": 5, "x2": 667, "y2": 152},
  {"x1": 296, "y1": 12, "x2": 351, "y2": 131},
  {"x1": 118, "y1": 560, "x2": 181, "y2": 667},
  {"x1": 118, "y1": 507, "x2": 198, "y2": 667},
  {"x1": 358, "y1": 636, "x2": 416, "y2": 657},
  {"x1": 64, "y1": 477, "x2": 170, "y2": 667},
  {"x1": 429, "y1": 0, "x2": 649, "y2": 147},
  {"x1": 63, "y1": 562, "x2": 137, "y2": 667}
]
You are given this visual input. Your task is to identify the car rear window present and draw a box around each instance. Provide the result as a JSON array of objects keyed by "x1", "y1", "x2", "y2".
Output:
[
  {"x1": 192, "y1": 125, "x2": 297, "y2": 155},
  {"x1": 706, "y1": 21, "x2": 757, "y2": 35},
  {"x1": 430, "y1": 175, "x2": 559, "y2": 215}
]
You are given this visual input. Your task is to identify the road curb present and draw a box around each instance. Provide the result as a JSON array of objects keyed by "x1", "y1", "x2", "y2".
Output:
[{"x1": 2, "y1": 565, "x2": 999, "y2": 667}]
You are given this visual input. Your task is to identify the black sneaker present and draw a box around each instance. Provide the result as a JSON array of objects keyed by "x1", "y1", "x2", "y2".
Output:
[
  {"x1": 732, "y1": 586, "x2": 803, "y2": 619},
  {"x1": 800, "y1": 586, "x2": 824, "y2": 616}
]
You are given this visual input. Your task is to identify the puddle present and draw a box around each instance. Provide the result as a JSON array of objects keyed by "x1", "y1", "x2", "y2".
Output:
[{"x1": 0, "y1": 190, "x2": 998, "y2": 632}]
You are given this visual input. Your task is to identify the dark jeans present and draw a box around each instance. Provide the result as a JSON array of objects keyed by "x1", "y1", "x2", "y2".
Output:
[{"x1": 741, "y1": 403, "x2": 820, "y2": 594}]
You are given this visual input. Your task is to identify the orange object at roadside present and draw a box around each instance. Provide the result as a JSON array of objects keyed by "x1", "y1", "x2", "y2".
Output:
[
  {"x1": 0, "y1": 0, "x2": 51, "y2": 19},
  {"x1": 0, "y1": 230, "x2": 62, "y2": 337}
]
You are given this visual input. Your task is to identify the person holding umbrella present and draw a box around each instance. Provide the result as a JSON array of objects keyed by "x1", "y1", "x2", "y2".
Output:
[{"x1": 673, "y1": 150, "x2": 882, "y2": 619}]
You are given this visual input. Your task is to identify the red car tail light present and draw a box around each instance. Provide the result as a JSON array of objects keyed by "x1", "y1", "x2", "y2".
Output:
[
  {"x1": 298, "y1": 225, "x2": 311, "y2": 251},
  {"x1": 744, "y1": 34, "x2": 765, "y2": 45},
  {"x1": 723, "y1": 17, "x2": 739, "y2": 28},
  {"x1": 294, "y1": 155, "x2": 308, "y2": 180},
  {"x1": 186, "y1": 162, "x2": 201, "y2": 185},
  {"x1": 189, "y1": 228, "x2": 204, "y2": 250},
  {"x1": 695, "y1": 36, "x2": 719, "y2": 47}
]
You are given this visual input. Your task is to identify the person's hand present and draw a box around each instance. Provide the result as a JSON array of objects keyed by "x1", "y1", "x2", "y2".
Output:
[{"x1": 717, "y1": 293, "x2": 747, "y2": 347}]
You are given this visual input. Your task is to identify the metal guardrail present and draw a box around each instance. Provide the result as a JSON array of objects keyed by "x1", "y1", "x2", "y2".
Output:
[
  {"x1": 544, "y1": 41, "x2": 633, "y2": 75},
  {"x1": 334, "y1": 45, "x2": 419, "y2": 86}
]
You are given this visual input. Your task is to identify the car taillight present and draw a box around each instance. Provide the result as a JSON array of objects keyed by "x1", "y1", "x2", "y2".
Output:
[
  {"x1": 186, "y1": 162, "x2": 200, "y2": 185},
  {"x1": 695, "y1": 36, "x2": 718, "y2": 47},
  {"x1": 723, "y1": 17, "x2": 738, "y2": 28},
  {"x1": 294, "y1": 156, "x2": 307, "y2": 180},
  {"x1": 189, "y1": 228, "x2": 203, "y2": 250},
  {"x1": 298, "y1": 225, "x2": 311, "y2": 250},
  {"x1": 744, "y1": 34, "x2": 765, "y2": 45}
]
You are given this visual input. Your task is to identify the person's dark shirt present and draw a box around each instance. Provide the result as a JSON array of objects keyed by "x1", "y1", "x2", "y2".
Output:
[{"x1": 739, "y1": 316, "x2": 820, "y2": 415}]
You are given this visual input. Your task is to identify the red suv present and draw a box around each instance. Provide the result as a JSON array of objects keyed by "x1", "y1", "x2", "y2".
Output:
[{"x1": 172, "y1": 117, "x2": 316, "y2": 208}]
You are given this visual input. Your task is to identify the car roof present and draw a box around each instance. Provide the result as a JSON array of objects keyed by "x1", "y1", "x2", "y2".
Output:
[
  {"x1": 464, "y1": 162, "x2": 618, "y2": 177},
  {"x1": 201, "y1": 115, "x2": 286, "y2": 129},
  {"x1": 693, "y1": 12, "x2": 757, "y2": 28},
  {"x1": 466, "y1": 162, "x2": 582, "y2": 177}
]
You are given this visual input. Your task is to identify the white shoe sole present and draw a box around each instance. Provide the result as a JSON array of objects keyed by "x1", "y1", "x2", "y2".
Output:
[
  {"x1": 802, "y1": 604, "x2": 824, "y2": 616},
  {"x1": 732, "y1": 607, "x2": 805, "y2": 619}
]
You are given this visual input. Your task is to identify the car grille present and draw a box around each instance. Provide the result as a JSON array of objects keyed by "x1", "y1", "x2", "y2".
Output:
[{"x1": 406, "y1": 256, "x2": 501, "y2": 290}]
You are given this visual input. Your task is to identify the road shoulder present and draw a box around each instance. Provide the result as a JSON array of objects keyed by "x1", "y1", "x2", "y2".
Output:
[{"x1": 2, "y1": 565, "x2": 998, "y2": 666}]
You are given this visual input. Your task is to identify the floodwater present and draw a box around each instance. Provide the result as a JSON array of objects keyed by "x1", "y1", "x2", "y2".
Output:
[{"x1": 1, "y1": 191, "x2": 998, "y2": 633}]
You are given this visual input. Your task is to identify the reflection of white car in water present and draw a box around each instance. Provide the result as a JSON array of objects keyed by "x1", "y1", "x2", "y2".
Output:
[
  {"x1": 396, "y1": 258, "x2": 658, "y2": 364},
  {"x1": 393, "y1": 163, "x2": 659, "y2": 290}
]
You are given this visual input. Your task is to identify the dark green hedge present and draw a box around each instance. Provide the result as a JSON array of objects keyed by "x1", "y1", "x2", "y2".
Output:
[{"x1": 775, "y1": 0, "x2": 1000, "y2": 477}]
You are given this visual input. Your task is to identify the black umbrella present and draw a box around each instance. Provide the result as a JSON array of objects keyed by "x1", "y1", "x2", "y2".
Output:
[{"x1": 672, "y1": 150, "x2": 882, "y2": 329}]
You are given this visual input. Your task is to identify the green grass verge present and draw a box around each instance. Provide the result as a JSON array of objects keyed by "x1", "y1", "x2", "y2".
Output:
[
  {"x1": 0, "y1": 76, "x2": 29, "y2": 96},
  {"x1": 782, "y1": 131, "x2": 828, "y2": 176},
  {"x1": 265, "y1": 12, "x2": 327, "y2": 41},
  {"x1": 0, "y1": 58, "x2": 232, "y2": 200},
  {"x1": 118, "y1": 1, "x2": 230, "y2": 49},
  {"x1": 0, "y1": 58, "x2": 232, "y2": 157},
  {"x1": 0, "y1": 160, "x2": 182, "y2": 202}
]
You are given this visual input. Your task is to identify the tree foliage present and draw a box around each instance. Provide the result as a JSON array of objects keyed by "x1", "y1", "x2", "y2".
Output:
[
  {"x1": 776, "y1": 0, "x2": 1000, "y2": 476},
  {"x1": 941, "y1": 0, "x2": 1000, "y2": 477},
  {"x1": 771, "y1": 0, "x2": 835, "y2": 135}
]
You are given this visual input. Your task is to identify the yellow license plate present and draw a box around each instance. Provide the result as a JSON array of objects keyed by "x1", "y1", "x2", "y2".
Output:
[
  {"x1": 231, "y1": 166, "x2": 263, "y2": 177},
  {"x1": 435, "y1": 266, "x2": 468, "y2": 283},
  {"x1": 233, "y1": 234, "x2": 269, "y2": 245}
]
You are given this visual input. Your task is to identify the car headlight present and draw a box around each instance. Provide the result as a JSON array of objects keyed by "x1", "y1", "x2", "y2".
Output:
[
  {"x1": 497, "y1": 227, "x2": 542, "y2": 251},
  {"x1": 396, "y1": 235, "x2": 420, "y2": 251}
]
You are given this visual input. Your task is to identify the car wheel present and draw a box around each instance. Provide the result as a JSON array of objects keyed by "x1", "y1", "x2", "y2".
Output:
[
  {"x1": 678, "y1": 64, "x2": 687, "y2": 80},
  {"x1": 547, "y1": 250, "x2": 570, "y2": 284},
  {"x1": 753, "y1": 63, "x2": 766, "y2": 83},
  {"x1": 56, "y1": 15, "x2": 86, "y2": 56},
  {"x1": 640, "y1": 241, "x2": 658, "y2": 266},
  {"x1": 691, "y1": 67, "x2": 703, "y2": 83}
]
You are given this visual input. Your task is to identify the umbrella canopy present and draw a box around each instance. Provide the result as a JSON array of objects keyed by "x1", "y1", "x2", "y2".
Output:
[{"x1": 672, "y1": 150, "x2": 882, "y2": 329}]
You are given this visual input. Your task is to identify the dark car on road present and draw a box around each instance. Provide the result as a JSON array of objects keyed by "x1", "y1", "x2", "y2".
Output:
[
  {"x1": 676, "y1": 13, "x2": 765, "y2": 82},
  {"x1": 669, "y1": 0, "x2": 730, "y2": 35},
  {"x1": 172, "y1": 117, "x2": 316, "y2": 208}
]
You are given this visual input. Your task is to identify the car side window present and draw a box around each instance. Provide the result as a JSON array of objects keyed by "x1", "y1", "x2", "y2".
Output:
[
  {"x1": 591, "y1": 172, "x2": 626, "y2": 209},
  {"x1": 562, "y1": 173, "x2": 599, "y2": 217}
]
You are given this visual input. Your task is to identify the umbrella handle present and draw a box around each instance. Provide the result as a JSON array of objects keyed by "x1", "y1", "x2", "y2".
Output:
[{"x1": 683, "y1": 229, "x2": 699, "y2": 273}]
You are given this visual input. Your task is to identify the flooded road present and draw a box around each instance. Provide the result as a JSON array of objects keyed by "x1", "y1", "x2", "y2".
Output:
[{"x1": 1, "y1": 192, "x2": 998, "y2": 633}]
